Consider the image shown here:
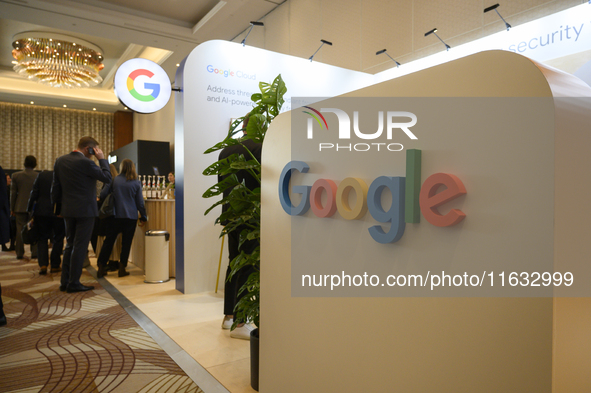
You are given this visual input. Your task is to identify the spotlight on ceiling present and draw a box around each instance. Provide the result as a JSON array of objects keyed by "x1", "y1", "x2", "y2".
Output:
[
  {"x1": 425, "y1": 28, "x2": 451, "y2": 51},
  {"x1": 484, "y1": 4, "x2": 511, "y2": 31},
  {"x1": 241, "y1": 21, "x2": 264, "y2": 46},
  {"x1": 308, "y1": 39, "x2": 333, "y2": 62},
  {"x1": 376, "y1": 49, "x2": 401, "y2": 67}
]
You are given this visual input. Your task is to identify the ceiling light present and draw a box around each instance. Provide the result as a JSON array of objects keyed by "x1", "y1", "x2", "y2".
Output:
[
  {"x1": 241, "y1": 21, "x2": 264, "y2": 46},
  {"x1": 484, "y1": 4, "x2": 511, "y2": 31},
  {"x1": 425, "y1": 28, "x2": 451, "y2": 51},
  {"x1": 63, "y1": 104, "x2": 67, "y2": 107},
  {"x1": 309, "y1": 39, "x2": 333, "y2": 62},
  {"x1": 93, "y1": 108, "x2": 96, "y2": 111},
  {"x1": 11, "y1": 31, "x2": 104, "y2": 88},
  {"x1": 376, "y1": 49, "x2": 401, "y2": 67},
  {"x1": 30, "y1": 101, "x2": 34, "y2": 104}
]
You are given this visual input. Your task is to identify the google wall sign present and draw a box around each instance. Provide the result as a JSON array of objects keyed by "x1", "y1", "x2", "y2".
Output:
[{"x1": 114, "y1": 58, "x2": 172, "y2": 113}]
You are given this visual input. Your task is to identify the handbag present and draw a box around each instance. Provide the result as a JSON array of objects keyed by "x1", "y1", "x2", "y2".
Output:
[
  {"x1": 99, "y1": 184, "x2": 115, "y2": 219},
  {"x1": 21, "y1": 217, "x2": 39, "y2": 245}
]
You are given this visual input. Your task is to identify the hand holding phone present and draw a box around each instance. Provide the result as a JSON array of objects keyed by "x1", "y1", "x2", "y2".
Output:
[{"x1": 88, "y1": 147, "x2": 95, "y2": 155}]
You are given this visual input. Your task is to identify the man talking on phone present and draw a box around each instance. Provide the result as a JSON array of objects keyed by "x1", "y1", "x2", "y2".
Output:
[{"x1": 52, "y1": 136, "x2": 112, "y2": 293}]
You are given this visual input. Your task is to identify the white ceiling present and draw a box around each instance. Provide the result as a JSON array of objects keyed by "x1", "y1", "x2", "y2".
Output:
[{"x1": 0, "y1": 0, "x2": 282, "y2": 112}]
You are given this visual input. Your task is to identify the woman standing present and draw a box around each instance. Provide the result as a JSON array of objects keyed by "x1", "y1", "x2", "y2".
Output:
[
  {"x1": 164, "y1": 172, "x2": 175, "y2": 198},
  {"x1": 96, "y1": 164, "x2": 122, "y2": 272},
  {"x1": 97, "y1": 159, "x2": 147, "y2": 278}
]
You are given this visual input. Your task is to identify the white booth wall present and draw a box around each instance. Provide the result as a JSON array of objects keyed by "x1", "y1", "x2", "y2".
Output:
[{"x1": 260, "y1": 50, "x2": 591, "y2": 392}]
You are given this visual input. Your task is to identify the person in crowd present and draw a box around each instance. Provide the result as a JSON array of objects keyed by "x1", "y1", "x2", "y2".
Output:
[
  {"x1": 10, "y1": 156, "x2": 39, "y2": 260},
  {"x1": 52, "y1": 136, "x2": 111, "y2": 293},
  {"x1": 27, "y1": 170, "x2": 63, "y2": 275},
  {"x1": 1, "y1": 166, "x2": 11, "y2": 253},
  {"x1": 2, "y1": 174, "x2": 15, "y2": 252},
  {"x1": 97, "y1": 159, "x2": 147, "y2": 278},
  {"x1": 0, "y1": 283, "x2": 5, "y2": 327},
  {"x1": 219, "y1": 112, "x2": 260, "y2": 340},
  {"x1": 164, "y1": 172, "x2": 175, "y2": 198},
  {"x1": 96, "y1": 164, "x2": 122, "y2": 274},
  {"x1": 1, "y1": 167, "x2": 8, "y2": 326},
  {"x1": 91, "y1": 171, "x2": 108, "y2": 255}
]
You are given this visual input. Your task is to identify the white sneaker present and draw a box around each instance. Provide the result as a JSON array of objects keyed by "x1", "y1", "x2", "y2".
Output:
[
  {"x1": 221, "y1": 316, "x2": 233, "y2": 330},
  {"x1": 230, "y1": 324, "x2": 255, "y2": 340}
]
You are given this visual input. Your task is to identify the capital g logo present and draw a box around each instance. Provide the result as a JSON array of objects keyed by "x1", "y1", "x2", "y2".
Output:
[
  {"x1": 114, "y1": 58, "x2": 171, "y2": 114},
  {"x1": 127, "y1": 69, "x2": 160, "y2": 102}
]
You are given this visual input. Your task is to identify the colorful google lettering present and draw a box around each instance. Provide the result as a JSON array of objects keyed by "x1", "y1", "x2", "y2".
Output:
[
  {"x1": 127, "y1": 69, "x2": 160, "y2": 102},
  {"x1": 278, "y1": 149, "x2": 467, "y2": 244},
  {"x1": 206, "y1": 65, "x2": 256, "y2": 80}
]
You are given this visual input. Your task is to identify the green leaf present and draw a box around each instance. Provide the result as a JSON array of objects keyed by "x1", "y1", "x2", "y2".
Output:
[
  {"x1": 202, "y1": 174, "x2": 239, "y2": 198},
  {"x1": 204, "y1": 137, "x2": 241, "y2": 154},
  {"x1": 202, "y1": 154, "x2": 238, "y2": 176},
  {"x1": 229, "y1": 158, "x2": 260, "y2": 170}
]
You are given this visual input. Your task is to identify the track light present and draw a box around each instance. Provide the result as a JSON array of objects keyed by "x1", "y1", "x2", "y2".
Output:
[
  {"x1": 308, "y1": 39, "x2": 333, "y2": 62},
  {"x1": 241, "y1": 21, "x2": 264, "y2": 46},
  {"x1": 425, "y1": 28, "x2": 450, "y2": 51},
  {"x1": 484, "y1": 4, "x2": 511, "y2": 31},
  {"x1": 376, "y1": 49, "x2": 401, "y2": 67}
]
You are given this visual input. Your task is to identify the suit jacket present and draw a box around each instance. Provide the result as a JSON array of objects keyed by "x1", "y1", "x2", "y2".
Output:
[
  {"x1": 100, "y1": 174, "x2": 147, "y2": 220},
  {"x1": 0, "y1": 165, "x2": 10, "y2": 244},
  {"x1": 52, "y1": 151, "x2": 111, "y2": 218},
  {"x1": 10, "y1": 168, "x2": 38, "y2": 213},
  {"x1": 28, "y1": 170, "x2": 55, "y2": 217}
]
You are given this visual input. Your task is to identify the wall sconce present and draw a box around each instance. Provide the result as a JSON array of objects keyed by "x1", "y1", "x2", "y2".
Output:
[
  {"x1": 376, "y1": 49, "x2": 401, "y2": 67},
  {"x1": 309, "y1": 39, "x2": 333, "y2": 62},
  {"x1": 425, "y1": 28, "x2": 450, "y2": 51},
  {"x1": 484, "y1": 4, "x2": 511, "y2": 31},
  {"x1": 241, "y1": 21, "x2": 264, "y2": 46}
]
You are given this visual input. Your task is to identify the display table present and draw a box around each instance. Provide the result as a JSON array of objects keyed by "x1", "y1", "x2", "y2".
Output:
[{"x1": 130, "y1": 199, "x2": 175, "y2": 278}]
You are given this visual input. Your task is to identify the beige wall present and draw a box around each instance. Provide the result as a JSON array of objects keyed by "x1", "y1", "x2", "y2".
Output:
[
  {"x1": 234, "y1": 0, "x2": 583, "y2": 74},
  {"x1": 133, "y1": 94, "x2": 176, "y2": 165}
]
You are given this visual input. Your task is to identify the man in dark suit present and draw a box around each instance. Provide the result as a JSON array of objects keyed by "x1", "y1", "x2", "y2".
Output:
[
  {"x1": 11, "y1": 155, "x2": 39, "y2": 260},
  {"x1": 52, "y1": 136, "x2": 111, "y2": 293},
  {"x1": 28, "y1": 170, "x2": 65, "y2": 275},
  {"x1": 218, "y1": 113, "x2": 261, "y2": 340}
]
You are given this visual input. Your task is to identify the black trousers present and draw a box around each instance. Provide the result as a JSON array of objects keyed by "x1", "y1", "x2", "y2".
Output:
[
  {"x1": 223, "y1": 227, "x2": 257, "y2": 320},
  {"x1": 62, "y1": 217, "x2": 94, "y2": 289},
  {"x1": 34, "y1": 216, "x2": 64, "y2": 269},
  {"x1": 51, "y1": 218, "x2": 65, "y2": 268},
  {"x1": 15, "y1": 213, "x2": 37, "y2": 259},
  {"x1": 97, "y1": 218, "x2": 137, "y2": 269}
]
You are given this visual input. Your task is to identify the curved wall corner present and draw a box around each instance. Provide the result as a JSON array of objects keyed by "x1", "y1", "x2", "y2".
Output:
[{"x1": 261, "y1": 50, "x2": 591, "y2": 392}]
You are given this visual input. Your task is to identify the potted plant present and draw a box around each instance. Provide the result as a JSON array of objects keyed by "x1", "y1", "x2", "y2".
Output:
[{"x1": 202, "y1": 74, "x2": 287, "y2": 391}]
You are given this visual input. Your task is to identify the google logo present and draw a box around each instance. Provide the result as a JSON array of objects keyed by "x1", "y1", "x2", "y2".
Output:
[
  {"x1": 127, "y1": 69, "x2": 160, "y2": 102},
  {"x1": 114, "y1": 58, "x2": 171, "y2": 114},
  {"x1": 279, "y1": 149, "x2": 467, "y2": 244},
  {"x1": 206, "y1": 65, "x2": 256, "y2": 80}
]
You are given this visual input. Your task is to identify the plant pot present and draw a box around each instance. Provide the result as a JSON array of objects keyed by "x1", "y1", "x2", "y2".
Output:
[{"x1": 250, "y1": 327, "x2": 259, "y2": 391}]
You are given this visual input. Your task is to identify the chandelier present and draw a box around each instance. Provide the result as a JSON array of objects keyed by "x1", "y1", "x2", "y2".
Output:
[{"x1": 11, "y1": 32, "x2": 105, "y2": 88}]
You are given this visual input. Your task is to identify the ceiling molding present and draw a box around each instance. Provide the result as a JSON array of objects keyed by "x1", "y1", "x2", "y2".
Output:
[
  {"x1": 192, "y1": 1, "x2": 227, "y2": 35},
  {"x1": 100, "y1": 43, "x2": 145, "y2": 90}
]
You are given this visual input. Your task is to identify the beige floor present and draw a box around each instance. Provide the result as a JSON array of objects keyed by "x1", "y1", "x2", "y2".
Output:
[{"x1": 91, "y1": 258, "x2": 256, "y2": 393}]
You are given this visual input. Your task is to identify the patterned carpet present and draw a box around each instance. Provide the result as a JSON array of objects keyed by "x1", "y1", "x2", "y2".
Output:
[{"x1": 0, "y1": 252, "x2": 203, "y2": 393}]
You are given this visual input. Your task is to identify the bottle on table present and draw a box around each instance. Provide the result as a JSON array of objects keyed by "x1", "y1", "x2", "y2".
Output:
[
  {"x1": 147, "y1": 175, "x2": 153, "y2": 199},
  {"x1": 142, "y1": 175, "x2": 147, "y2": 199}
]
